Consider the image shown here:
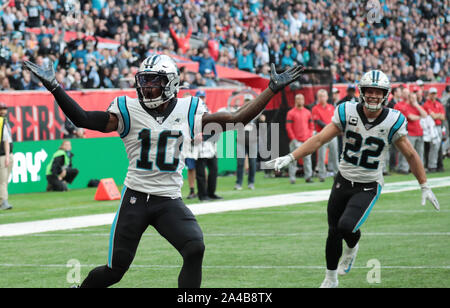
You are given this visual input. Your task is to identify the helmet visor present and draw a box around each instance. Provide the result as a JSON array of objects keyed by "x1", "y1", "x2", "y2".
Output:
[
  {"x1": 136, "y1": 73, "x2": 168, "y2": 88},
  {"x1": 136, "y1": 73, "x2": 168, "y2": 100}
]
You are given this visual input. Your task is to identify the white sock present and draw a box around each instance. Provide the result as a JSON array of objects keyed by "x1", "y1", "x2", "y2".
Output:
[
  {"x1": 325, "y1": 269, "x2": 338, "y2": 281},
  {"x1": 344, "y1": 243, "x2": 359, "y2": 254}
]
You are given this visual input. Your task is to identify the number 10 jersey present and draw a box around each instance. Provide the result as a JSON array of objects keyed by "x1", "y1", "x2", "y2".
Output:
[
  {"x1": 332, "y1": 101, "x2": 407, "y2": 185},
  {"x1": 107, "y1": 96, "x2": 206, "y2": 198}
]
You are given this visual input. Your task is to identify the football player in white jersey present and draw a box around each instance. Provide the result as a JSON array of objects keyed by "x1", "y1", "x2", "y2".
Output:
[
  {"x1": 24, "y1": 56, "x2": 304, "y2": 288},
  {"x1": 267, "y1": 70, "x2": 440, "y2": 288}
]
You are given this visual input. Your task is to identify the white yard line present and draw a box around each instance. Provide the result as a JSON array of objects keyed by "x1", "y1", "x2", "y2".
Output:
[
  {"x1": 0, "y1": 263, "x2": 448, "y2": 270},
  {"x1": 1, "y1": 177, "x2": 449, "y2": 237},
  {"x1": 0, "y1": 232, "x2": 447, "y2": 238}
]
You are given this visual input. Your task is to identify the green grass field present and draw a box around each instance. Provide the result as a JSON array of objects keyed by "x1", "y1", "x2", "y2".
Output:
[{"x1": 1, "y1": 160, "x2": 449, "y2": 288}]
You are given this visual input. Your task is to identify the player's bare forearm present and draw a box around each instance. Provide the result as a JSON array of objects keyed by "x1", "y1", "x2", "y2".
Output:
[
  {"x1": 395, "y1": 136, "x2": 427, "y2": 184},
  {"x1": 291, "y1": 134, "x2": 322, "y2": 159},
  {"x1": 202, "y1": 88, "x2": 275, "y2": 130},
  {"x1": 407, "y1": 152, "x2": 427, "y2": 185},
  {"x1": 291, "y1": 123, "x2": 341, "y2": 160}
]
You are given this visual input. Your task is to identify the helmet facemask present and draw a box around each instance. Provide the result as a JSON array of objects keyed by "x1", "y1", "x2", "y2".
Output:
[
  {"x1": 358, "y1": 70, "x2": 391, "y2": 112},
  {"x1": 359, "y1": 86, "x2": 390, "y2": 112},
  {"x1": 135, "y1": 72, "x2": 170, "y2": 109}
]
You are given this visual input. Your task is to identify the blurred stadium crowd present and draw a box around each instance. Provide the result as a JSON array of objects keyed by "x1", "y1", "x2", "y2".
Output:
[{"x1": 0, "y1": 0, "x2": 448, "y2": 91}]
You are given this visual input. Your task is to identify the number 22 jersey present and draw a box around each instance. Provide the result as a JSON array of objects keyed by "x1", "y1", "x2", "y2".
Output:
[
  {"x1": 107, "y1": 96, "x2": 206, "y2": 198},
  {"x1": 332, "y1": 101, "x2": 407, "y2": 185}
]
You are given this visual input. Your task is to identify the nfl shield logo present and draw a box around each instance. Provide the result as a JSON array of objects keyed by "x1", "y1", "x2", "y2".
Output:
[{"x1": 130, "y1": 196, "x2": 137, "y2": 205}]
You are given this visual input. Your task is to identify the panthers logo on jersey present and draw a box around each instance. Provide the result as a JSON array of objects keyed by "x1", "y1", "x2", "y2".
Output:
[{"x1": 332, "y1": 101, "x2": 407, "y2": 185}]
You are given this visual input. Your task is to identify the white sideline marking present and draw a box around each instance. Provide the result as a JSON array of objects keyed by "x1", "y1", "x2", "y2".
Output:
[
  {"x1": 0, "y1": 232, "x2": 448, "y2": 238},
  {"x1": 1, "y1": 177, "x2": 449, "y2": 237},
  {"x1": 0, "y1": 263, "x2": 448, "y2": 270}
]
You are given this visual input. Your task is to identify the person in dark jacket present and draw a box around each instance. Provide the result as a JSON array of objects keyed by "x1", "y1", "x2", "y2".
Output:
[
  {"x1": 337, "y1": 85, "x2": 358, "y2": 105},
  {"x1": 45, "y1": 140, "x2": 78, "y2": 191}
]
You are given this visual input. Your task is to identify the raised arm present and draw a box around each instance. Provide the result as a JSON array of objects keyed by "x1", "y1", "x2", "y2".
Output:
[
  {"x1": 201, "y1": 64, "x2": 304, "y2": 130},
  {"x1": 23, "y1": 60, "x2": 117, "y2": 133}
]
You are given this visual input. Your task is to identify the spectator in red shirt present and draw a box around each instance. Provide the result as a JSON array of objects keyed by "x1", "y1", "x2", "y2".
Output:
[
  {"x1": 397, "y1": 92, "x2": 428, "y2": 174},
  {"x1": 423, "y1": 87, "x2": 446, "y2": 172},
  {"x1": 394, "y1": 88, "x2": 410, "y2": 115},
  {"x1": 286, "y1": 93, "x2": 314, "y2": 183},
  {"x1": 312, "y1": 89, "x2": 339, "y2": 181},
  {"x1": 392, "y1": 87, "x2": 411, "y2": 171},
  {"x1": 169, "y1": 25, "x2": 192, "y2": 55},
  {"x1": 207, "y1": 32, "x2": 220, "y2": 62}
]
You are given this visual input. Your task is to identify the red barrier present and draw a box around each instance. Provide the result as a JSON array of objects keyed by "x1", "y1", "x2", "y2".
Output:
[
  {"x1": 0, "y1": 82, "x2": 447, "y2": 141},
  {"x1": 0, "y1": 89, "x2": 127, "y2": 141},
  {"x1": 0, "y1": 88, "x2": 241, "y2": 140}
]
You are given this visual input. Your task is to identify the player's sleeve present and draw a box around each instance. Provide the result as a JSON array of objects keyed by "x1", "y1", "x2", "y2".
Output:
[
  {"x1": 106, "y1": 96, "x2": 127, "y2": 138},
  {"x1": 388, "y1": 112, "x2": 408, "y2": 144},
  {"x1": 332, "y1": 102, "x2": 346, "y2": 132},
  {"x1": 188, "y1": 96, "x2": 208, "y2": 140}
]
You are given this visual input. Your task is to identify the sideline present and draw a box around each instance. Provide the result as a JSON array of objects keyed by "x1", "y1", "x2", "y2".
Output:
[{"x1": 1, "y1": 177, "x2": 449, "y2": 237}]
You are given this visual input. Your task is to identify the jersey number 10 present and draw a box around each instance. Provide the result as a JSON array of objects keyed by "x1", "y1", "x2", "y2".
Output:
[{"x1": 137, "y1": 129, "x2": 183, "y2": 172}]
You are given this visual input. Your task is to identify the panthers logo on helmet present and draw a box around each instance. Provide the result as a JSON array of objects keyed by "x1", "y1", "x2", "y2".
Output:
[
  {"x1": 143, "y1": 55, "x2": 162, "y2": 70},
  {"x1": 358, "y1": 70, "x2": 391, "y2": 111}
]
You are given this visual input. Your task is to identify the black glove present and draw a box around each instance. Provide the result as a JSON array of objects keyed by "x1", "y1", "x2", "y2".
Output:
[
  {"x1": 23, "y1": 60, "x2": 60, "y2": 92},
  {"x1": 268, "y1": 63, "x2": 304, "y2": 93}
]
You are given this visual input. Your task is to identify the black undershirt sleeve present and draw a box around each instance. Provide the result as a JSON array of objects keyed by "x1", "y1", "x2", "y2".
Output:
[{"x1": 52, "y1": 86, "x2": 110, "y2": 132}]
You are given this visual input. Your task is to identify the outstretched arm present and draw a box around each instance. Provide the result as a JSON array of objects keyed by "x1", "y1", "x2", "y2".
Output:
[
  {"x1": 395, "y1": 135, "x2": 440, "y2": 211},
  {"x1": 23, "y1": 60, "x2": 118, "y2": 133},
  {"x1": 266, "y1": 123, "x2": 341, "y2": 171},
  {"x1": 201, "y1": 64, "x2": 304, "y2": 130},
  {"x1": 201, "y1": 88, "x2": 275, "y2": 130},
  {"x1": 51, "y1": 87, "x2": 118, "y2": 132},
  {"x1": 394, "y1": 136, "x2": 426, "y2": 184},
  {"x1": 291, "y1": 123, "x2": 341, "y2": 160}
]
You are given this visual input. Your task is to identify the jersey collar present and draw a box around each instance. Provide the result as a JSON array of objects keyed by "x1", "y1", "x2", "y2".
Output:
[
  {"x1": 356, "y1": 103, "x2": 389, "y2": 130},
  {"x1": 139, "y1": 98, "x2": 177, "y2": 125}
]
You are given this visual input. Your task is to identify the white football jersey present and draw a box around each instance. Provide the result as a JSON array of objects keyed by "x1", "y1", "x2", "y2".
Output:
[
  {"x1": 108, "y1": 96, "x2": 207, "y2": 198},
  {"x1": 332, "y1": 101, "x2": 407, "y2": 185}
]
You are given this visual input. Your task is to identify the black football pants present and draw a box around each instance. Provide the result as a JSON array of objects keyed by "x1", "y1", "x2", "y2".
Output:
[
  {"x1": 80, "y1": 187, "x2": 205, "y2": 288},
  {"x1": 325, "y1": 172, "x2": 382, "y2": 270}
]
